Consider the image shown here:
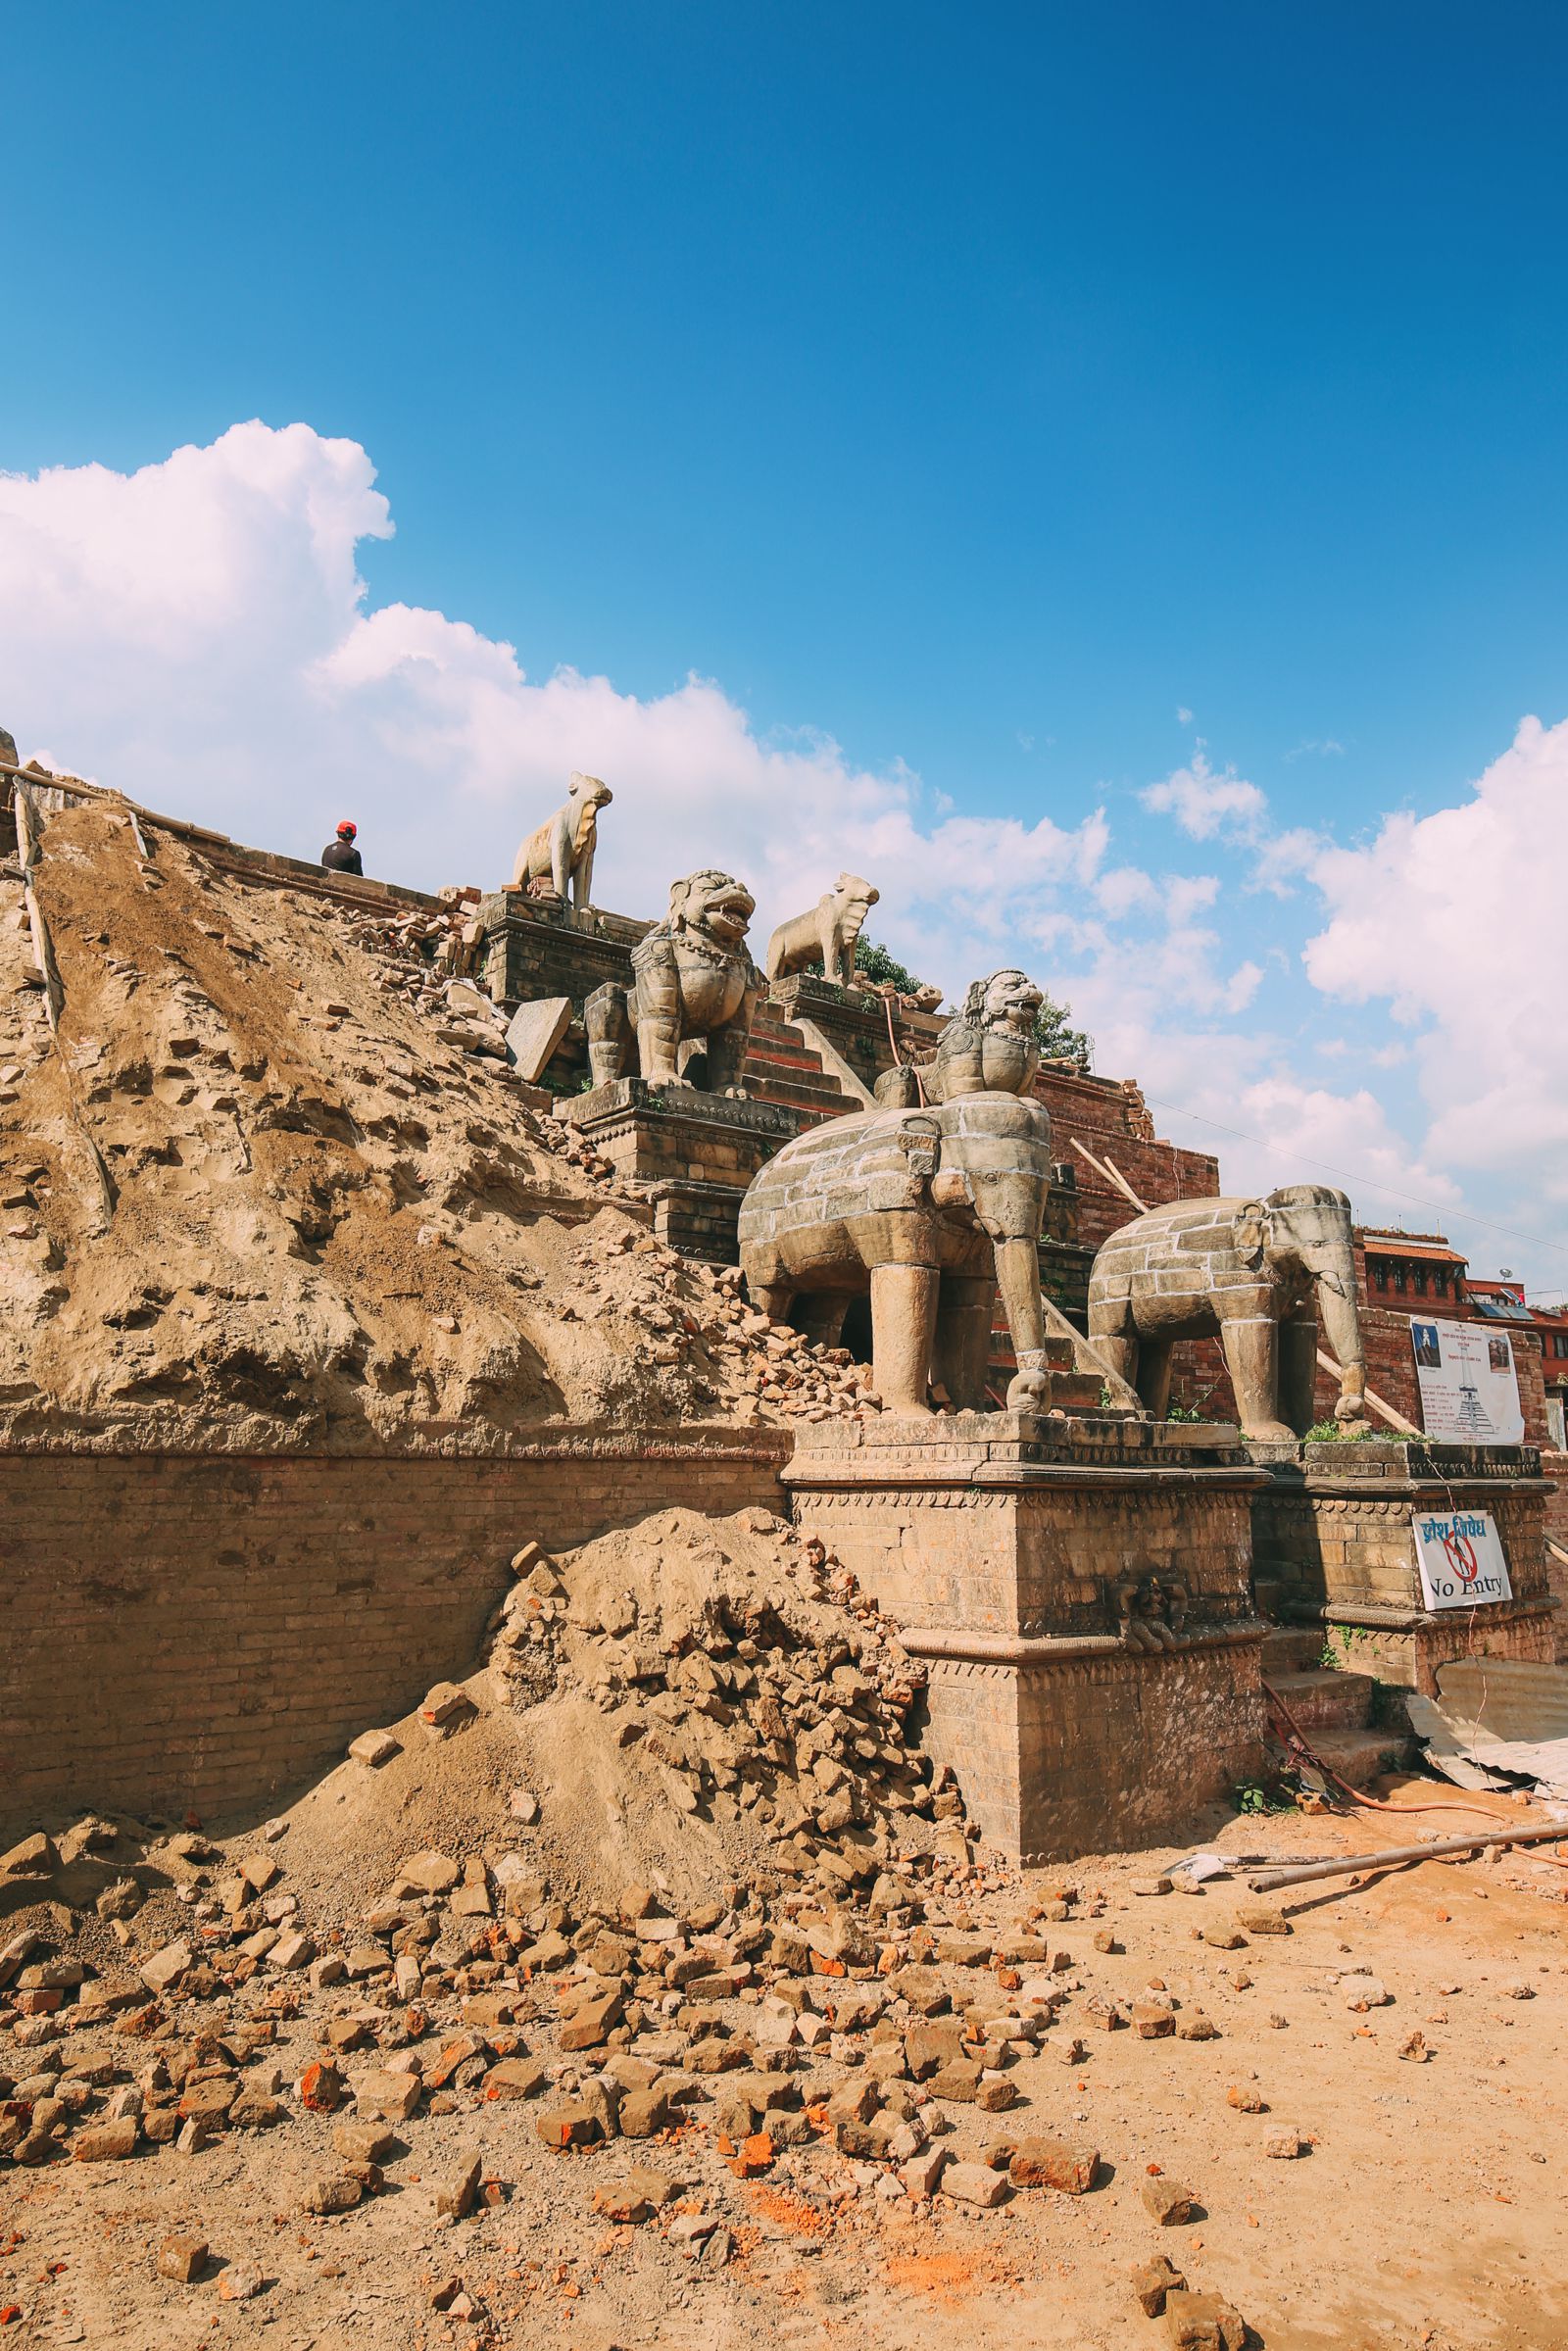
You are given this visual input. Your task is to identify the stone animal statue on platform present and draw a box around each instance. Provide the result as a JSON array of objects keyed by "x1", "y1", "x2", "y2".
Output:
[
  {"x1": 765, "y1": 873, "x2": 880, "y2": 987},
  {"x1": 1086, "y1": 1184, "x2": 1371, "y2": 1442},
  {"x1": 873, "y1": 967, "x2": 1043, "y2": 1109},
  {"x1": 738, "y1": 1086, "x2": 1059, "y2": 1417},
  {"x1": 586, "y1": 869, "x2": 762, "y2": 1091},
  {"x1": 510, "y1": 772, "x2": 612, "y2": 910}
]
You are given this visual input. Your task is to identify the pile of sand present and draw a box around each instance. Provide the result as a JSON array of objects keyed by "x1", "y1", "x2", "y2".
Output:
[
  {"x1": 0, "y1": 796, "x2": 869, "y2": 1448},
  {"x1": 270, "y1": 1506, "x2": 948, "y2": 1928}
]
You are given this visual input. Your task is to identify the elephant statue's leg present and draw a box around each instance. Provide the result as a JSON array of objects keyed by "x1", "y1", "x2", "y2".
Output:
[
  {"x1": 1219, "y1": 1315, "x2": 1293, "y2": 1442},
  {"x1": 1133, "y1": 1338, "x2": 1173, "y2": 1418},
  {"x1": 869, "y1": 1262, "x2": 940, "y2": 1416},
  {"x1": 933, "y1": 1275, "x2": 995, "y2": 1411},
  {"x1": 795, "y1": 1295, "x2": 849, "y2": 1349},
  {"x1": 1278, "y1": 1314, "x2": 1319, "y2": 1437},
  {"x1": 749, "y1": 1279, "x2": 796, "y2": 1328},
  {"x1": 1094, "y1": 1331, "x2": 1139, "y2": 1396}
]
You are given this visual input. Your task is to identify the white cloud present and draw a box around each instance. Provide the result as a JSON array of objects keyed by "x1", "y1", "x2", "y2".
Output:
[
  {"x1": 1249, "y1": 824, "x2": 1323, "y2": 897},
  {"x1": 1304, "y1": 713, "x2": 1568, "y2": 1206},
  {"x1": 1176, "y1": 706, "x2": 1194, "y2": 725},
  {"x1": 5, "y1": 419, "x2": 1561, "y2": 1287},
  {"x1": 1141, "y1": 750, "x2": 1268, "y2": 842},
  {"x1": 0, "y1": 421, "x2": 1107, "y2": 992}
]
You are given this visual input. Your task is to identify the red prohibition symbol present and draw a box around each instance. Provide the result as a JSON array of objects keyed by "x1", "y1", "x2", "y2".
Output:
[{"x1": 1439, "y1": 1527, "x2": 1480, "y2": 1585}]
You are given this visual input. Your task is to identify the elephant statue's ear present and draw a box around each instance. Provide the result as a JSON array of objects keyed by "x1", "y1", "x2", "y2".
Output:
[{"x1": 1235, "y1": 1202, "x2": 1269, "y2": 1267}]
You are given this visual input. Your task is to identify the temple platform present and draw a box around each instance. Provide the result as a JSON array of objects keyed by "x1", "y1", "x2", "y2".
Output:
[
  {"x1": 556, "y1": 1077, "x2": 805, "y2": 1262},
  {"x1": 784, "y1": 1412, "x2": 1266, "y2": 1862},
  {"x1": 1250, "y1": 1437, "x2": 1559, "y2": 1701}
]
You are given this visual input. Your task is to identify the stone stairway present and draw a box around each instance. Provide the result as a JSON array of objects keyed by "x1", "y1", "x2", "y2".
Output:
[
  {"x1": 742, "y1": 1003, "x2": 863, "y2": 1126},
  {"x1": 1260, "y1": 1623, "x2": 1412, "y2": 1789}
]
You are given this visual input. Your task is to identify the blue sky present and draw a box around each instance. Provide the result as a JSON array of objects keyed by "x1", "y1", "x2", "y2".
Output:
[{"x1": 4, "y1": 3, "x2": 1568, "y2": 1289}]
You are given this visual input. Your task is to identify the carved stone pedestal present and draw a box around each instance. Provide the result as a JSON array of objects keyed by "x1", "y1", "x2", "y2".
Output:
[
  {"x1": 784, "y1": 1414, "x2": 1266, "y2": 1863},
  {"x1": 556, "y1": 1078, "x2": 805, "y2": 1263},
  {"x1": 478, "y1": 892, "x2": 642, "y2": 1004},
  {"x1": 1250, "y1": 1438, "x2": 1559, "y2": 1699}
]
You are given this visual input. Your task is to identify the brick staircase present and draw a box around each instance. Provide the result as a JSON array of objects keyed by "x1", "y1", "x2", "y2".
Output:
[
  {"x1": 1259, "y1": 1620, "x2": 1412, "y2": 1789},
  {"x1": 742, "y1": 1003, "x2": 863, "y2": 1126}
]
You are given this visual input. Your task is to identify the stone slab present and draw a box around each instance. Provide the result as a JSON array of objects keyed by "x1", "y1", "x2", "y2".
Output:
[{"x1": 505, "y1": 996, "x2": 572, "y2": 1083}]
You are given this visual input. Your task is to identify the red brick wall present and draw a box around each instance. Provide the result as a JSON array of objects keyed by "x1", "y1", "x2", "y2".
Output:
[
  {"x1": 1543, "y1": 1456, "x2": 1568, "y2": 1660},
  {"x1": 1031, "y1": 1070, "x2": 1221, "y2": 1249},
  {"x1": 0, "y1": 1436, "x2": 791, "y2": 1837}
]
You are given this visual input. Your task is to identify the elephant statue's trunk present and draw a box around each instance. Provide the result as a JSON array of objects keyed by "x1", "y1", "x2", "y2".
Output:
[{"x1": 1316, "y1": 1250, "x2": 1369, "y2": 1423}]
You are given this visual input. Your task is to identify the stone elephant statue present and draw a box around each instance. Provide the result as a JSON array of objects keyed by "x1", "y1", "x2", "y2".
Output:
[
  {"x1": 1086, "y1": 1183, "x2": 1370, "y2": 1441},
  {"x1": 737, "y1": 1092, "x2": 1058, "y2": 1416}
]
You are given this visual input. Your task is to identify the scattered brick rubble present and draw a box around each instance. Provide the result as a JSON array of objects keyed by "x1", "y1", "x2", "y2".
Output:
[{"x1": 0, "y1": 1514, "x2": 1301, "y2": 2343}]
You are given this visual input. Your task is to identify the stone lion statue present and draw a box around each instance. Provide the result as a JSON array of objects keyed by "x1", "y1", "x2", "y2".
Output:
[
  {"x1": 873, "y1": 967, "x2": 1044, "y2": 1107},
  {"x1": 764, "y1": 872, "x2": 880, "y2": 987},
  {"x1": 510, "y1": 772, "x2": 612, "y2": 910},
  {"x1": 585, "y1": 869, "x2": 762, "y2": 1091}
]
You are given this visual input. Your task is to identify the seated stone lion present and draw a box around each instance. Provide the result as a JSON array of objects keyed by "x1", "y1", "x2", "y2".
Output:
[
  {"x1": 585, "y1": 869, "x2": 762, "y2": 1091},
  {"x1": 873, "y1": 968, "x2": 1044, "y2": 1107}
]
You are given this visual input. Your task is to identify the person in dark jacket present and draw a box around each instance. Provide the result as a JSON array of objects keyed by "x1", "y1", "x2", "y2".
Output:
[{"x1": 320, "y1": 820, "x2": 363, "y2": 875}]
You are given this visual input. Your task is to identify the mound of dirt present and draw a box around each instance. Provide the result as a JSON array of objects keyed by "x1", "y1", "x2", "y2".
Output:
[
  {"x1": 0, "y1": 791, "x2": 872, "y2": 1447},
  {"x1": 274, "y1": 1505, "x2": 946, "y2": 1928}
]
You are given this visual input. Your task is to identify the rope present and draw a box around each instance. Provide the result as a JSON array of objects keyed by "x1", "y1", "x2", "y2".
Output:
[
  {"x1": 882, "y1": 992, "x2": 925, "y2": 1105},
  {"x1": 1262, "y1": 1675, "x2": 1511, "y2": 1822}
]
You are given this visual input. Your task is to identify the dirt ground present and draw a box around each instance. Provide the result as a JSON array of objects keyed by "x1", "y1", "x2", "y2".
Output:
[{"x1": 4, "y1": 1785, "x2": 1565, "y2": 2351}]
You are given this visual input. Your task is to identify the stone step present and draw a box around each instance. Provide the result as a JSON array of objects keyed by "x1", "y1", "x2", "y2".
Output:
[
  {"x1": 744, "y1": 1083, "x2": 850, "y2": 1119},
  {"x1": 1261, "y1": 1627, "x2": 1324, "y2": 1675},
  {"x1": 746, "y1": 1032, "x2": 830, "y2": 1065},
  {"x1": 1302, "y1": 1727, "x2": 1415, "y2": 1790},
  {"x1": 743, "y1": 1038, "x2": 846, "y2": 1077},
  {"x1": 744, "y1": 1061, "x2": 849, "y2": 1099},
  {"x1": 1265, "y1": 1667, "x2": 1377, "y2": 1734}
]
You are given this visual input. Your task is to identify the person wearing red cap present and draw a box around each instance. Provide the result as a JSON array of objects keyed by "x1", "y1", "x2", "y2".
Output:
[{"x1": 320, "y1": 820, "x2": 363, "y2": 877}]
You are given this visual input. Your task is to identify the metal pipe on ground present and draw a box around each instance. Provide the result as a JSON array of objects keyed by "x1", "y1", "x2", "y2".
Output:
[{"x1": 1248, "y1": 1820, "x2": 1568, "y2": 1891}]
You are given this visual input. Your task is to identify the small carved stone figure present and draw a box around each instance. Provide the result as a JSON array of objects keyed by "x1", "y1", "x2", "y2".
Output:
[
  {"x1": 511, "y1": 772, "x2": 612, "y2": 910},
  {"x1": 765, "y1": 873, "x2": 880, "y2": 987},
  {"x1": 873, "y1": 968, "x2": 1043, "y2": 1109},
  {"x1": 1087, "y1": 1185, "x2": 1371, "y2": 1441},
  {"x1": 585, "y1": 869, "x2": 762, "y2": 1091},
  {"x1": 1112, "y1": 1573, "x2": 1190, "y2": 1651}
]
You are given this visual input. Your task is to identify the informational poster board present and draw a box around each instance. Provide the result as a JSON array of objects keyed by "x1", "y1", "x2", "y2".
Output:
[
  {"x1": 1412, "y1": 1507, "x2": 1514, "y2": 1609},
  {"x1": 1408, "y1": 1316, "x2": 1525, "y2": 1445}
]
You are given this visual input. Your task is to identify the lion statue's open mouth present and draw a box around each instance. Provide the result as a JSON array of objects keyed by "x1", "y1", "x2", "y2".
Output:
[
  {"x1": 985, "y1": 974, "x2": 1043, "y2": 1034},
  {"x1": 702, "y1": 888, "x2": 756, "y2": 946}
]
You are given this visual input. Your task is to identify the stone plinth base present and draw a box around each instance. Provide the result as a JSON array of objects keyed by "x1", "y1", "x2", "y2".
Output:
[
  {"x1": 477, "y1": 893, "x2": 645, "y2": 1017},
  {"x1": 1250, "y1": 1438, "x2": 1559, "y2": 1699},
  {"x1": 1316, "y1": 1603, "x2": 1557, "y2": 1707},
  {"x1": 556, "y1": 1079, "x2": 804, "y2": 1263},
  {"x1": 785, "y1": 1413, "x2": 1265, "y2": 1862},
  {"x1": 912, "y1": 1634, "x2": 1263, "y2": 1862}
]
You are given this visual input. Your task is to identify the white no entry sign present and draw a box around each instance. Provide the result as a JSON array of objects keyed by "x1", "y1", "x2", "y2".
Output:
[{"x1": 1412, "y1": 1508, "x2": 1513, "y2": 1609}]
